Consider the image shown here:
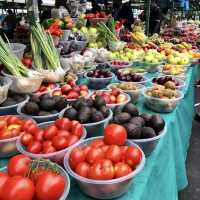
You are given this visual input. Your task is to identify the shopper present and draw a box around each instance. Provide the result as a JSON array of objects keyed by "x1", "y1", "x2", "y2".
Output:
[
  {"x1": 51, "y1": 0, "x2": 69, "y2": 19},
  {"x1": 115, "y1": 1, "x2": 134, "y2": 31},
  {"x1": 91, "y1": 0, "x2": 102, "y2": 13}
]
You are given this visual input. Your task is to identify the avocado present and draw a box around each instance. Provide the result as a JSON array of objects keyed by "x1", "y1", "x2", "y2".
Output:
[
  {"x1": 113, "y1": 106, "x2": 123, "y2": 115},
  {"x1": 78, "y1": 107, "x2": 91, "y2": 123},
  {"x1": 57, "y1": 97, "x2": 69, "y2": 111},
  {"x1": 86, "y1": 98, "x2": 94, "y2": 107},
  {"x1": 114, "y1": 112, "x2": 131, "y2": 124},
  {"x1": 140, "y1": 113, "x2": 152, "y2": 126},
  {"x1": 124, "y1": 123, "x2": 142, "y2": 139},
  {"x1": 23, "y1": 102, "x2": 39, "y2": 115},
  {"x1": 130, "y1": 117, "x2": 145, "y2": 128},
  {"x1": 38, "y1": 111, "x2": 51, "y2": 116},
  {"x1": 30, "y1": 95, "x2": 40, "y2": 103},
  {"x1": 39, "y1": 98, "x2": 56, "y2": 111},
  {"x1": 64, "y1": 107, "x2": 78, "y2": 120},
  {"x1": 123, "y1": 103, "x2": 139, "y2": 116},
  {"x1": 52, "y1": 96, "x2": 62, "y2": 104},
  {"x1": 40, "y1": 93, "x2": 51, "y2": 101},
  {"x1": 99, "y1": 106, "x2": 110, "y2": 118},
  {"x1": 74, "y1": 98, "x2": 88, "y2": 110},
  {"x1": 94, "y1": 96, "x2": 106, "y2": 108},
  {"x1": 0, "y1": 98, "x2": 17, "y2": 107},
  {"x1": 141, "y1": 127, "x2": 156, "y2": 139},
  {"x1": 149, "y1": 115, "x2": 165, "y2": 133},
  {"x1": 91, "y1": 111, "x2": 104, "y2": 122}
]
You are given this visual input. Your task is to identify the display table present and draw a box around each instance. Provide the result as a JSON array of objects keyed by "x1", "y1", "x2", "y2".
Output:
[{"x1": 0, "y1": 65, "x2": 198, "y2": 200}]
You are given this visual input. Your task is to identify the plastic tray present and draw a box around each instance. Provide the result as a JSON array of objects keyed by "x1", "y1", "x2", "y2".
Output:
[
  {"x1": 10, "y1": 43, "x2": 26, "y2": 59},
  {"x1": 143, "y1": 88, "x2": 184, "y2": 113},
  {"x1": 85, "y1": 72, "x2": 115, "y2": 90},
  {"x1": 129, "y1": 126, "x2": 167, "y2": 156},
  {"x1": 17, "y1": 121, "x2": 87, "y2": 164},
  {"x1": 64, "y1": 136, "x2": 145, "y2": 199},
  {"x1": 59, "y1": 108, "x2": 113, "y2": 138},
  {"x1": 0, "y1": 76, "x2": 12, "y2": 104}
]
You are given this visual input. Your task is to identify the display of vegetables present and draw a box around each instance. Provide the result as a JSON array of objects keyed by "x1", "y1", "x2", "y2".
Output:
[
  {"x1": 19, "y1": 118, "x2": 84, "y2": 154},
  {"x1": 0, "y1": 155, "x2": 67, "y2": 200}
]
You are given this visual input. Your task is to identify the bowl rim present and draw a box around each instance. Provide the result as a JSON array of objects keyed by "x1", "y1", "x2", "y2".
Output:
[
  {"x1": 129, "y1": 125, "x2": 167, "y2": 143},
  {"x1": 151, "y1": 75, "x2": 185, "y2": 89},
  {"x1": 64, "y1": 136, "x2": 145, "y2": 185},
  {"x1": 59, "y1": 108, "x2": 113, "y2": 127},
  {"x1": 0, "y1": 75, "x2": 12, "y2": 88},
  {"x1": 90, "y1": 90, "x2": 131, "y2": 107},
  {"x1": 142, "y1": 87, "x2": 184, "y2": 101},
  {"x1": 107, "y1": 82, "x2": 145, "y2": 93},
  {"x1": 0, "y1": 115, "x2": 36, "y2": 143},
  {"x1": 85, "y1": 71, "x2": 115, "y2": 81},
  {"x1": 17, "y1": 101, "x2": 61, "y2": 119},
  {"x1": 16, "y1": 124, "x2": 87, "y2": 158}
]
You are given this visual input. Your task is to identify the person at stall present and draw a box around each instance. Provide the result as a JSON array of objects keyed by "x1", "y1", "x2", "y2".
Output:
[
  {"x1": 91, "y1": 0, "x2": 102, "y2": 13},
  {"x1": 2, "y1": 10, "x2": 17, "y2": 39},
  {"x1": 115, "y1": 1, "x2": 134, "y2": 31},
  {"x1": 51, "y1": 0, "x2": 69, "y2": 19}
]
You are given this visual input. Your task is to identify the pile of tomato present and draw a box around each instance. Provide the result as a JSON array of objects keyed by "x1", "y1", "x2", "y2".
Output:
[
  {"x1": 0, "y1": 155, "x2": 67, "y2": 200},
  {"x1": 68, "y1": 124, "x2": 142, "y2": 180},
  {"x1": 0, "y1": 116, "x2": 35, "y2": 140},
  {"x1": 20, "y1": 118, "x2": 84, "y2": 154}
]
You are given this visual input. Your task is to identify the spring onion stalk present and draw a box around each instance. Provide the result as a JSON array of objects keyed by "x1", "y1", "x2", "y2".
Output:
[
  {"x1": 30, "y1": 33, "x2": 43, "y2": 70},
  {"x1": 31, "y1": 22, "x2": 60, "y2": 70},
  {"x1": 0, "y1": 36, "x2": 28, "y2": 77}
]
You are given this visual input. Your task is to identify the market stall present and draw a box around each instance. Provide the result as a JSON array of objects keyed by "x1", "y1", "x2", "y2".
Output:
[{"x1": 0, "y1": 9, "x2": 200, "y2": 200}]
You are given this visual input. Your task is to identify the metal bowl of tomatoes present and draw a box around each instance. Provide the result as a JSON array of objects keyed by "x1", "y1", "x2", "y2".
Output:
[
  {"x1": 64, "y1": 136, "x2": 145, "y2": 199},
  {"x1": 0, "y1": 116, "x2": 36, "y2": 158},
  {"x1": 16, "y1": 119, "x2": 87, "y2": 164}
]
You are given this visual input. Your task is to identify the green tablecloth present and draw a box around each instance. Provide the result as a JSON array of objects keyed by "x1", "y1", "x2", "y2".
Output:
[{"x1": 0, "y1": 65, "x2": 198, "y2": 200}]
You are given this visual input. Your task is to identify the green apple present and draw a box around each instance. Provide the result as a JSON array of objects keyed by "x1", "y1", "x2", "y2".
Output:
[{"x1": 80, "y1": 27, "x2": 88, "y2": 34}]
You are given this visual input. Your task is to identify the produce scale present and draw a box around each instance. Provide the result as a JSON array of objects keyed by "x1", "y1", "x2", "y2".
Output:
[{"x1": 0, "y1": 12, "x2": 199, "y2": 200}]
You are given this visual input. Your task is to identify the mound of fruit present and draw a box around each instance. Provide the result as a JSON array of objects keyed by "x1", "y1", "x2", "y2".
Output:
[
  {"x1": 63, "y1": 97, "x2": 110, "y2": 124},
  {"x1": 52, "y1": 82, "x2": 89, "y2": 100},
  {"x1": 0, "y1": 91, "x2": 27, "y2": 107},
  {"x1": 162, "y1": 64, "x2": 185, "y2": 76},
  {"x1": 0, "y1": 155, "x2": 67, "y2": 200},
  {"x1": 0, "y1": 116, "x2": 35, "y2": 140},
  {"x1": 110, "y1": 60, "x2": 131, "y2": 69},
  {"x1": 117, "y1": 71, "x2": 145, "y2": 82},
  {"x1": 146, "y1": 85, "x2": 179, "y2": 99},
  {"x1": 91, "y1": 89, "x2": 128, "y2": 105},
  {"x1": 67, "y1": 123, "x2": 143, "y2": 179},
  {"x1": 33, "y1": 82, "x2": 57, "y2": 95},
  {"x1": 109, "y1": 82, "x2": 140, "y2": 91},
  {"x1": 152, "y1": 76, "x2": 183, "y2": 89},
  {"x1": 112, "y1": 104, "x2": 165, "y2": 139},
  {"x1": 21, "y1": 94, "x2": 68, "y2": 116},
  {"x1": 87, "y1": 69, "x2": 113, "y2": 79},
  {"x1": 20, "y1": 118, "x2": 84, "y2": 154},
  {"x1": 63, "y1": 71, "x2": 77, "y2": 83}
]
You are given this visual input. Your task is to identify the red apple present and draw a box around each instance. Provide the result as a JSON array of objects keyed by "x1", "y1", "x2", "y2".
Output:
[
  {"x1": 66, "y1": 91, "x2": 79, "y2": 99},
  {"x1": 80, "y1": 90, "x2": 88, "y2": 97},
  {"x1": 52, "y1": 89, "x2": 62, "y2": 96},
  {"x1": 69, "y1": 81, "x2": 76, "y2": 87},
  {"x1": 61, "y1": 84, "x2": 72, "y2": 93},
  {"x1": 110, "y1": 95, "x2": 116, "y2": 103},
  {"x1": 116, "y1": 94, "x2": 127, "y2": 103},
  {"x1": 73, "y1": 86, "x2": 81, "y2": 93},
  {"x1": 79, "y1": 84, "x2": 88, "y2": 91},
  {"x1": 111, "y1": 88, "x2": 120, "y2": 96}
]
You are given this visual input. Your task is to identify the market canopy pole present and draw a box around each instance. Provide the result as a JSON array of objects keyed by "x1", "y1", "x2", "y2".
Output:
[
  {"x1": 145, "y1": 0, "x2": 151, "y2": 36},
  {"x1": 26, "y1": 0, "x2": 39, "y2": 24}
]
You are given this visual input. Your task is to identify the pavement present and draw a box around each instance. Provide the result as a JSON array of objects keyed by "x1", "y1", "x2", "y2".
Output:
[{"x1": 179, "y1": 87, "x2": 200, "y2": 200}]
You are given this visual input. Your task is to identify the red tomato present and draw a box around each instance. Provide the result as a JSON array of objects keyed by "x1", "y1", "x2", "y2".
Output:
[
  {"x1": 120, "y1": 146, "x2": 129, "y2": 161},
  {"x1": 10, "y1": 126, "x2": 21, "y2": 137},
  {"x1": 86, "y1": 148, "x2": 104, "y2": 164},
  {"x1": 125, "y1": 147, "x2": 142, "y2": 168},
  {"x1": 42, "y1": 140, "x2": 52, "y2": 149},
  {"x1": 0, "y1": 172, "x2": 9, "y2": 197},
  {"x1": 82, "y1": 145, "x2": 92, "y2": 156},
  {"x1": 90, "y1": 139, "x2": 105, "y2": 148},
  {"x1": 43, "y1": 146, "x2": 56, "y2": 154},
  {"x1": 75, "y1": 162, "x2": 90, "y2": 178},
  {"x1": 104, "y1": 124, "x2": 127, "y2": 146},
  {"x1": 71, "y1": 123, "x2": 83, "y2": 138},
  {"x1": 55, "y1": 118, "x2": 72, "y2": 131},
  {"x1": 27, "y1": 141, "x2": 42, "y2": 154},
  {"x1": 44, "y1": 125, "x2": 58, "y2": 140},
  {"x1": 69, "y1": 148, "x2": 86, "y2": 169},
  {"x1": 8, "y1": 154, "x2": 31, "y2": 177},
  {"x1": 34, "y1": 129, "x2": 44, "y2": 142},
  {"x1": 101, "y1": 145, "x2": 109, "y2": 153},
  {"x1": 56, "y1": 130, "x2": 70, "y2": 138},
  {"x1": 66, "y1": 135, "x2": 79, "y2": 147},
  {"x1": 52, "y1": 136, "x2": 68, "y2": 150},
  {"x1": 114, "y1": 162, "x2": 132, "y2": 178},
  {"x1": 88, "y1": 159, "x2": 114, "y2": 180},
  {"x1": 71, "y1": 120, "x2": 79, "y2": 126},
  {"x1": 35, "y1": 172, "x2": 65, "y2": 200},
  {"x1": 0, "y1": 129, "x2": 11, "y2": 139},
  {"x1": 22, "y1": 120, "x2": 35, "y2": 132},
  {"x1": 1, "y1": 176, "x2": 35, "y2": 200},
  {"x1": 26, "y1": 124, "x2": 40, "y2": 135},
  {"x1": 105, "y1": 145, "x2": 121, "y2": 163},
  {"x1": 7, "y1": 116, "x2": 21, "y2": 125},
  {"x1": 0, "y1": 120, "x2": 7, "y2": 130}
]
